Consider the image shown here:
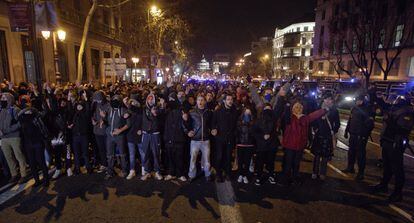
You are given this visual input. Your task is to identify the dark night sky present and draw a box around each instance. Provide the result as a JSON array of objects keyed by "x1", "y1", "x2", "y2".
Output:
[{"x1": 176, "y1": 0, "x2": 317, "y2": 61}]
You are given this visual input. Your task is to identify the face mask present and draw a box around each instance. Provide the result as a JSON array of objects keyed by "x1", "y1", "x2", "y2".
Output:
[
  {"x1": 19, "y1": 89, "x2": 28, "y2": 95},
  {"x1": 111, "y1": 100, "x2": 121, "y2": 108},
  {"x1": 0, "y1": 100, "x2": 7, "y2": 109},
  {"x1": 264, "y1": 94, "x2": 272, "y2": 102},
  {"x1": 243, "y1": 114, "x2": 251, "y2": 123}
]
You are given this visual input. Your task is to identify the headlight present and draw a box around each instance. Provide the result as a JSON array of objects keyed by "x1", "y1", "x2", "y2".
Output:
[{"x1": 345, "y1": 96, "x2": 354, "y2": 101}]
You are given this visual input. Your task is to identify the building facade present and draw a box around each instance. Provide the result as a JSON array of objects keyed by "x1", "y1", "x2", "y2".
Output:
[
  {"x1": 0, "y1": 0, "x2": 123, "y2": 84},
  {"x1": 312, "y1": 0, "x2": 414, "y2": 81},
  {"x1": 272, "y1": 22, "x2": 315, "y2": 78},
  {"x1": 212, "y1": 54, "x2": 230, "y2": 74}
]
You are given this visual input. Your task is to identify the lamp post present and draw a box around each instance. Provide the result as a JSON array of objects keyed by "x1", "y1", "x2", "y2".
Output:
[
  {"x1": 147, "y1": 5, "x2": 162, "y2": 83},
  {"x1": 42, "y1": 29, "x2": 66, "y2": 83}
]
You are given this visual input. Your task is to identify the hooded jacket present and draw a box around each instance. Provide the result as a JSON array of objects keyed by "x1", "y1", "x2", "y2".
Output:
[
  {"x1": 0, "y1": 92, "x2": 21, "y2": 138},
  {"x1": 92, "y1": 91, "x2": 110, "y2": 136},
  {"x1": 18, "y1": 107, "x2": 49, "y2": 144}
]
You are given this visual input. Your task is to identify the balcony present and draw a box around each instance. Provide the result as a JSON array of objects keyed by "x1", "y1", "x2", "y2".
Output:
[
  {"x1": 57, "y1": 7, "x2": 122, "y2": 42},
  {"x1": 281, "y1": 53, "x2": 301, "y2": 58}
]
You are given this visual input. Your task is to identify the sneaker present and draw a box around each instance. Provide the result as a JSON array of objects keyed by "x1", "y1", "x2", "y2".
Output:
[
  {"x1": 268, "y1": 176, "x2": 276, "y2": 184},
  {"x1": 67, "y1": 168, "x2": 73, "y2": 177},
  {"x1": 164, "y1": 175, "x2": 175, "y2": 181},
  {"x1": 154, "y1": 172, "x2": 163, "y2": 180},
  {"x1": 254, "y1": 179, "x2": 261, "y2": 186},
  {"x1": 237, "y1": 175, "x2": 243, "y2": 183},
  {"x1": 141, "y1": 173, "x2": 151, "y2": 181},
  {"x1": 320, "y1": 175, "x2": 326, "y2": 181},
  {"x1": 178, "y1": 176, "x2": 187, "y2": 182},
  {"x1": 311, "y1": 174, "x2": 318, "y2": 180},
  {"x1": 243, "y1": 176, "x2": 249, "y2": 184},
  {"x1": 126, "y1": 170, "x2": 136, "y2": 180},
  {"x1": 52, "y1": 169, "x2": 61, "y2": 180},
  {"x1": 97, "y1": 166, "x2": 107, "y2": 173}
]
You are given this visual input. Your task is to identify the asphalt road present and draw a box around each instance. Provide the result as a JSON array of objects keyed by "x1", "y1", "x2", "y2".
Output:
[{"x1": 0, "y1": 116, "x2": 413, "y2": 223}]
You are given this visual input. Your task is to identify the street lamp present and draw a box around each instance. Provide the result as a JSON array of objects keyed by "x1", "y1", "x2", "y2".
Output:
[
  {"x1": 147, "y1": 5, "x2": 162, "y2": 82},
  {"x1": 132, "y1": 57, "x2": 139, "y2": 67},
  {"x1": 42, "y1": 29, "x2": 67, "y2": 82}
]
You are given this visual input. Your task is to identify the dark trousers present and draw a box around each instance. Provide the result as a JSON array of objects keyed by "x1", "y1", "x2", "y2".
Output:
[
  {"x1": 52, "y1": 144, "x2": 71, "y2": 170},
  {"x1": 141, "y1": 133, "x2": 161, "y2": 173},
  {"x1": 215, "y1": 140, "x2": 234, "y2": 177},
  {"x1": 0, "y1": 148, "x2": 10, "y2": 178},
  {"x1": 72, "y1": 135, "x2": 90, "y2": 171},
  {"x1": 95, "y1": 134, "x2": 107, "y2": 167},
  {"x1": 381, "y1": 140, "x2": 405, "y2": 194},
  {"x1": 282, "y1": 148, "x2": 303, "y2": 179},
  {"x1": 347, "y1": 134, "x2": 368, "y2": 174},
  {"x1": 313, "y1": 155, "x2": 328, "y2": 176},
  {"x1": 25, "y1": 142, "x2": 48, "y2": 182},
  {"x1": 237, "y1": 146, "x2": 254, "y2": 176},
  {"x1": 106, "y1": 135, "x2": 128, "y2": 175},
  {"x1": 256, "y1": 150, "x2": 276, "y2": 179},
  {"x1": 165, "y1": 142, "x2": 185, "y2": 177}
]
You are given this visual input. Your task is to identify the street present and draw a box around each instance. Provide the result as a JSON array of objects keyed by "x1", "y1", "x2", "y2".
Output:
[{"x1": 0, "y1": 115, "x2": 413, "y2": 223}]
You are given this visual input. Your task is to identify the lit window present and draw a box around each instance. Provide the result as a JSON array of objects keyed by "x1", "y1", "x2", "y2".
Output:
[{"x1": 394, "y1": 24, "x2": 404, "y2": 47}]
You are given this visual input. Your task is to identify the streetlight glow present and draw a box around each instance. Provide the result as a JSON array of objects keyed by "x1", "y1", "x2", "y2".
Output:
[
  {"x1": 131, "y1": 57, "x2": 140, "y2": 64},
  {"x1": 41, "y1": 31, "x2": 51, "y2": 40},
  {"x1": 150, "y1": 5, "x2": 161, "y2": 16},
  {"x1": 57, "y1": 30, "x2": 66, "y2": 41}
]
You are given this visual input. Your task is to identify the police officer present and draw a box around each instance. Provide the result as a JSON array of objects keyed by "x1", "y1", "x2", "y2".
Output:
[
  {"x1": 343, "y1": 94, "x2": 375, "y2": 181},
  {"x1": 372, "y1": 96, "x2": 414, "y2": 202}
]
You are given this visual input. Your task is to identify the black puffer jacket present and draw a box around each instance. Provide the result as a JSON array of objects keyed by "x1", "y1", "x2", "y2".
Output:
[
  {"x1": 212, "y1": 106, "x2": 239, "y2": 143},
  {"x1": 345, "y1": 104, "x2": 375, "y2": 137}
]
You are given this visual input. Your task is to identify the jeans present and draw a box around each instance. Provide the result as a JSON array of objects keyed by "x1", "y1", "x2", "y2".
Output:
[
  {"x1": 282, "y1": 148, "x2": 303, "y2": 179},
  {"x1": 127, "y1": 142, "x2": 143, "y2": 171},
  {"x1": 106, "y1": 135, "x2": 128, "y2": 176},
  {"x1": 215, "y1": 139, "x2": 234, "y2": 177},
  {"x1": 189, "y1": 140, "x2": 211, "y2": 178},
  {"x1": 165, "y1": 142, "x2": 185, "y2": 177},
  {"x1": 237, "y1": 146, "x2": 254, "y2": 176},
  {"x1": 313, "y1": 155, "x2": 328, "y2": 176},
  {"x1": 72, "y1": 135, "x2": 91, "y2": 171},
  {"x1": 347, "y1": 134, "x2": 368, "y2": 175},
  {"x1": 25, "y1": 142, "x2": 48, "y2": 182},
  {"x1": 141, "y1": 133, "x2": 161, "y2": 173},
  {"x1": 1, "y1": 137, "x2": 27, "y2": 177},
  {"x1": 256, "y1": 150, "x2": 276, "y2": 179},
  {"x1": 95, "y1": 134, "x2": 107, "y2": 167}
]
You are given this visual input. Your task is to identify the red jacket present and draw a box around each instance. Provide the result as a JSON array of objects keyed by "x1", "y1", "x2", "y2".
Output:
[{"x1": 282, "y1": 109, "x2": 327, "y2": 151}]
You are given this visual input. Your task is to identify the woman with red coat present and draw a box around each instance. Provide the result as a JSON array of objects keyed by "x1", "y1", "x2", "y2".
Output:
[{"x1": 281, "y1": 99, "x2": 330, "y2": 185}]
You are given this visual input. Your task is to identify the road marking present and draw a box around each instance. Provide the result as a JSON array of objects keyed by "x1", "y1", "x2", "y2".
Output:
[
  {"x1": 389, "y1": 204, "x2": 414, "y2": 223},
  {"x1": 304, "y1": 149, "x2": 350, "y2": 178},
  {"x1": 215, "y1": 180, "x2": 244, "y2": 223}
]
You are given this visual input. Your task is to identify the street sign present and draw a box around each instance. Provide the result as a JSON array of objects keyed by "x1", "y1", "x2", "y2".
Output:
[{"x1": 8, "y1": 2, "x2": 31, "y2": 32}]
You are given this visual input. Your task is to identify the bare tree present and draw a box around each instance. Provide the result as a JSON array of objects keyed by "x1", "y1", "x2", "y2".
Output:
[{"x1": 328, "y1": 0, "x2": 414, "y2": 89}]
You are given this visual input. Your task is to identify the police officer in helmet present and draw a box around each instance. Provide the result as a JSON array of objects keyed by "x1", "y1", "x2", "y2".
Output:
[{"x1": 372, "y1": 95, "x2": 414, "y2": 202}]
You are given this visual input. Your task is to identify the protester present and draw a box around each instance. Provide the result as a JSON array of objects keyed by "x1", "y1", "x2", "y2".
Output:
[
  {"x1": 310, "y1": 93, "x2": 339, "y2": 180},
  {"x1": 0, "y1": 92, "x2": 28, "y2": 183},
  {"x1": 126, "y1": 94, "x2": 143, "y2": 180}
]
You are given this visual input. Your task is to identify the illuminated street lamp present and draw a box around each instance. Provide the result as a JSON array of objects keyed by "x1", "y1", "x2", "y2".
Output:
[
  {"x1": 147, "y1": 5, "x2": 162, "y2": 82},
  {"x1": 42, "y1": 29, "x2": 67, "y2": 82},
  {"x1": 165, "y1": 67, "x2": 170, "y2": 72},
  {"x1": 132, "y1": 57, "x2": 140, "y2": 67}
]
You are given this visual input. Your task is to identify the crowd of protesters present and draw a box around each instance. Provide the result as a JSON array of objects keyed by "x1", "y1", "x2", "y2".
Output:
[{"x1": 0, "y1": 76, "x2": 411, "y2": 202}]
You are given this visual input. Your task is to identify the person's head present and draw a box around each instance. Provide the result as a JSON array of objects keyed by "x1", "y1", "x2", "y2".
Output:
[
  {"x1": 242, "y1": 108, "x2": 253, "y2": 123},
  {"x1": 206, "y1": 92, "x2": 214, "y2": 102},
  {"x1": 177, "y1": 90, "x2": 186, "y2": 102},
  {"x1": 355, "y1": 95, "x2": 366, "y2": 106},
  {"x1": 0, "y1": 93, "x2": 14, "y2": 109},
  {"x1": 188, "y1": 95, "x2": 196, "y2": 106},
  {"x1": 223, "y1": 94, "x2": 234, "y2": 108},
  {"x1": 19, "y1": 95, "x2": 31, "y2": 109},
  {"x1": 292, "y1": 101, "x2": 304, "y2": 117},
  {"x1": 263, "y1": 88, "x2": 273, "y2": 102},
  {"x1": 323, "y1": 92, "x2": 334, "y2": 108},
  {"x1": 145, "y1": 93, "x2": 156, "y2": 107},
  {"x1": 111, "y1": 95, "x2": 123, "y2": 109},
  {"x1": 196, "y1": 95, "x2": 206, "y2": 109}
]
